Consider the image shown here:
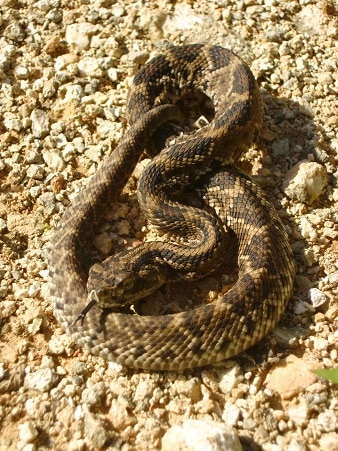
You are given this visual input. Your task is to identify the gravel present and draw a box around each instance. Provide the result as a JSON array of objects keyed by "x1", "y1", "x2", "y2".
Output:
[{"x1": 0, "y1": 0, "x2": 338, "y2": 450}]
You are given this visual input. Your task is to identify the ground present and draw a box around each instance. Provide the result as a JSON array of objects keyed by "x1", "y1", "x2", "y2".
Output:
[{"x1": 0, "y1": 1, "x2": 338, "y2": 450}]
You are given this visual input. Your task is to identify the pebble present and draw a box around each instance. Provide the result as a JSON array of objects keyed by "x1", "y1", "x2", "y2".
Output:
[
  {"x1": 65, "y1": 23, "x2": 98, "y2": 50},
  {"x1": 27, "y1": 317, "x2": 43, "y2": 335},
  {"x1": 316, "y1": 410, "x2": 338, "y2": 433},
  {"x1": 171, "y1": 377, "x2": 202, "y2": 403},
  {"x1": 308, "y1": 288, "x2": 327, "y2": 308},
  {"x1": 133, "y1": 378, "x2": 158, "y2": 403},
  {"x1": 54, "y1": 53, "x2": 79, "y2": 71},
  {"x1": 48, "y1": 334, "x2": 73, "y2": 356},
  {"x1": 108, "y1": 398, "x2": 137, "y2": 430},
  {"x1": 288, "y1": 400, "x2": 310, "y2": 428},
  {"x1": 26, "y1": 164, "x2": 45, "y2": 180},
  {"x1": 0, "y1": 300, "x2": 16, "y2": 318},
  {"x1": 319, "y1": 433, "x2": 338, "y2": 450},
  {"x1": 299, "y1": 220, "x2": 317, "y2": 244},
  {"x1": 3, "y1": 112, "x2": 24, "y2": 132},
  {"x1": 78, "y1": 57, "x2": 103, "y2": 78},
  {"x1": 12, "y1": 284, "x2": 29, "y2": 300},
  {"x1": 84, "y1": 413, "x2": 110, "y2": 449},
  {"x1": 161, "y1": 419, "x2": 242, "y2": 451},
  {"x1": 218, "y1": 364, "x2": 242, "y2": 393},
  {"x1": 18, "y1": 421, "x2": 38, "y2": 443},
  {"x1": 24, "y1": 368, "x2": 59, "y2": 392},
  {"x1": 4, "y1": 21, "x2": 26, "y2": 43},
  {"x1": 0, "y1": 1, "x2": 337, "y2": 450},
  {"x1": 30, "y1": 109, "x2": 50, "y2": 138},
  {"x1": 222, "y1": 403, "x2": 241, "y2": 427},
  {"x1": 81, "y1": 382, "x2": 106, "y2": 407},
  {"x1": 36, "y1": 0, "x2": 61, "y2": 11},
  {"x1": 271, "y1": 138, "x2": 290, "y2": 157},
  {"x1": 265, "y1": 355, "x2": 317, "y2": 399},
  {"x1": 37, "y1": 192, "x2": 55, "y2": 216},
  {"x1": 0, "y1": 218, "x2": 7, "y2": 232},
  {"x1": 282, "y1": 160, "x2": 328, "y2": 205},
  {"x1": 42, "y1": 150, "x2": 66, "y2": 172}
]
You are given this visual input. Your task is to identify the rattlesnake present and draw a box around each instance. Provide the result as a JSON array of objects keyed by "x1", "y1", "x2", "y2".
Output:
[{"x1": 49, "y1": 44, "x2": 295, "y2": 370}]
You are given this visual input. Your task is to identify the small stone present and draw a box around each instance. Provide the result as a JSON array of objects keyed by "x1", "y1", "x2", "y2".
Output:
[
  {"x1": 171, "y1": 378, "x2": 202, "y2": 403},
  {"x1": 27, "y1": 283, "x2": 41, "y2": 298},
  {"x1": 42, "y1": 150, "x2": 66, "y2": 172},
  {"x1": 219, "y1": 364, "x2": 242, "y2": 393},
  {"x1": 104, "y1": 37, "x2": 123, "y2": 58},
  {"x1": 295, "y1": 5, "x2": 326, "y2": 36},
  {"x1": 30, "y1": 109, "x2": 50, "y2": 138},
  {"x1": 242, "y1": 418, "x2": 257, "y2": 431},
  {"x1": 13, "y1": 284, "x2": 29, "y2": 300},
  {"x1": 272, "y1": 138, "x2": 290, "y2": 157},
  {"x1": 26, "y1": 164, "x2": 45, "y2": 180},
  {"x1": 68, "y1": 439, "x2": 85, "y2": 451},
  {"x1": 18, "y1": 421, "x2": 38, "y2": 443},
  {"x1": 299, "y1": 217, "x2": 317, "y2": 241},
  {"x1": 21, "y1": 444, "x2": 36, "y2": 451},
  {"x1": 0, "y1": 218, "x2": 7, "y2": 232},
  {"x1": 294, "y1": 300, "x2": 312, "y2": 315},
  {"x1": 282, "y1": 160, "x2": 328, "y2": 205},
  {"x1": 111, "y1": 5, "x2": 125, "y2": 17},
  {"x1": 82, "y1": 382, "x2": 106, "y2": 407},
  {"x1": 50, "y1": 174, "x2": 65, "y2": 193},
  {"x1": 24, "y1": 368, "x2": 59, "y2": 392},
  {"x1": 84, "y1": 413, "x2": 110, "y2": 449},
  {"x1": 311, "y1": 337, "x2": 328, "y2": 351},
  {"x1": 316, "y1": 410, "x2": 338, "y2": 432},
  {"x1": 78, "y1": 57, "x2": 103, "y2": 78},
  {"x1": 14, "y1": 65, "x2": 29, "y2": 79},
  {"x1": 108, "y1": 398, "x2": 137, "y2": 429},
  {"x1": 288, "y1": 399, "x2": 310, "y2": 427},
  {"x1": 319, "y1": 433, "x2": 338, "y2": 450},
  {"x1": 4, "y1": 21, "x2": 26, "y2": 43},
  {"x1": 48, "y1": 335, "x2": 69, "y2": 355},
  {"x1": 65, "y1": 23, "x2": 98, "y2": 50},
  {"x1": 0, "y1": 364, "x2": 5, "y2": 380},
  {"x1": 3, "y1": 112, "x2": 23, "y2": 131},
  {"x1": 287, "y1": 439, "x2": 307, "y2": 451},
  {"x1": 70, "y1": 361, "x2": 89, "y2": 376},
  {"x1": 265, "y1": 355, "x2": 317, "y2": 399},
  {"x1": 327, "y1": 271, "x2": 338, "y2": 287},
  {"x1": 37, "y1": 192, "x2": 55, "y2": 216},
  {"x1": 308, "y1": 288, "x2": 327, "y2": 308},
  {"x1": 54, "y1": 53, "x2": 79, "y2": 71},
  {"x1": 162, "y1": 419, "x2": 242, "y2": 451},
  {"x1": 0, "y1": 301, "x2": 16, "y2": 318},
  {"x1": 27, "y1": 318, "x2": 43, "y2": 335},
  {"x1": 134, "y1": 379, "x2": 156, "y2": 403},
  {"x1": 93, "y1": 233, "x2": 113, "y2": 255},
  {"x1": 222, "y1": 403, "x2": 241, "y2": 427},
  {"x1": 41, "y1": 356, "x2": 55, "y2": 369},
  {"x1": 127, "y1": 50, "x2": 150, "y2": 65}
]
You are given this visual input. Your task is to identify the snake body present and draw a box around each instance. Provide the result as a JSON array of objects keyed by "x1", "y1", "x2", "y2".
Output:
[{"x1": 49, "y1": 44, "x2": 295, "y2": 370}]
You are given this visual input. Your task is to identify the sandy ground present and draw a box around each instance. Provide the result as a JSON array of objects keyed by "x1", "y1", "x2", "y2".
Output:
[{"x1": 0, "y1": 1, "x2": 338, "y2": 450}]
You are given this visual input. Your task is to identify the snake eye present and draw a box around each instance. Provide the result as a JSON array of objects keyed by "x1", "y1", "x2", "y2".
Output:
[
  {"x1": 122, "y1": 278, "x2": 133, "y2": 289},
  {"x1": 116, "y1": 274, "x2": 133, "y2": 291}
]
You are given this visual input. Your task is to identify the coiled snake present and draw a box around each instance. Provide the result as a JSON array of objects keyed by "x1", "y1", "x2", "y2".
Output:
[{"x1": 49, "y1": 44, "x2": 295, "y2": 370}]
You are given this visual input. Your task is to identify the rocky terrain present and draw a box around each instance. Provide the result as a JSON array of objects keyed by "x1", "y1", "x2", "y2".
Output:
[{"x1": 0, "y1": 0, "x2": 337, "y2": 450}]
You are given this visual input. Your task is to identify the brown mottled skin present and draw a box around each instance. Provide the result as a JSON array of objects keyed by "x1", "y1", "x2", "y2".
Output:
[{"x1": 49, "y1": 44, "x2": 295, "y2": 370}]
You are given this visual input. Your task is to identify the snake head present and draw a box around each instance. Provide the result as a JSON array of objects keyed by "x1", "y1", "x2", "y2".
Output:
[{"x1": 87, "y1": 257, "x2": 168, "y2": 310}]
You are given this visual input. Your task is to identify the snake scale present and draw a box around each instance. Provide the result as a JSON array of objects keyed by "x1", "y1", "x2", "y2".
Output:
[{"x1": 49, "y1": 44, "x2": 295, "y2": 370}]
